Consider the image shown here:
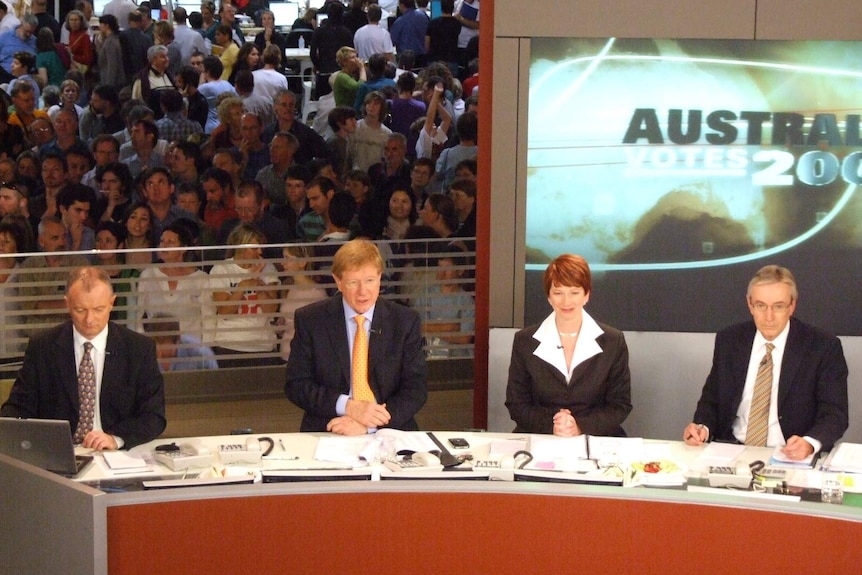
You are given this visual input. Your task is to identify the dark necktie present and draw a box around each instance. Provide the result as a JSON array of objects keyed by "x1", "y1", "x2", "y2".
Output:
[{"x1": 73, "y1": 342, "x2": 96, "y2": 444}]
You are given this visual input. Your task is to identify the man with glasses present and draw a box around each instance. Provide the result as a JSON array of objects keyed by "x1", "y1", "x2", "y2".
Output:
[
  {"x1": 0, "y1": 15, "x2": 36, "y2": 83},
  {"x1": 683, "y1": 265, "x2": 848, "y2": 460},
  {"x1": 285, "y1": 238, "x2": 427, "y2": 434}
]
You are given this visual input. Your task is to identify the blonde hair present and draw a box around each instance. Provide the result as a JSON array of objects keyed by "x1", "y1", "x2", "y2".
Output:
[{"x1": 332, "y1": 239, "x2": 384, "y2": 278}]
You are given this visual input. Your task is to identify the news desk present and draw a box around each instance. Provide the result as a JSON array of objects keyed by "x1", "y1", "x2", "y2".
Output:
[{"x1": 3, "y1": 432, "x2": 861, "y2": 575}]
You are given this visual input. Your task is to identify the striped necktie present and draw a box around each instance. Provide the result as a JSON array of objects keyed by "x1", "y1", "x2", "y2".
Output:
[{"x1": 745, "y1": 343, "x2": 775, "y2": 447}]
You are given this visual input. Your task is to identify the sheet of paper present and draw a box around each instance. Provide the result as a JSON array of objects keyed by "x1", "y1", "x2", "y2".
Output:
[
  {"x1": 695, "y1": 442, "x2": 746, "y2": 467},
  {"x1": 488, "y1": 438, "x2": 530, "y2": 458},
  {"x1": 102, "y1": 451, "x2": 150, "y2": 471},
  {"x1": 313, "y1": 436, "x2": 370, "y2": 464},
  {"x1": 823, "y1": 442, "x2": 862, "y2": 473},
  {"x1": 375, "y1": 429, "x2": 438, "y2": 453},
  {"x1": 588, "y1": 436, "x2": 644, "y2": 464},
  {"x1": 769, "y1": 445, "x2": 815, "y2": 468},
  {"x1": 528, "y1": 435, "x2": 588, "y2": 471}
]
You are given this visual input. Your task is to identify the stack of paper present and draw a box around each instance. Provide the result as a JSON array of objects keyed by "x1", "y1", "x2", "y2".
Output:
[{"x1": 822, "y1": 442, "x2": 862, "y2": 473}]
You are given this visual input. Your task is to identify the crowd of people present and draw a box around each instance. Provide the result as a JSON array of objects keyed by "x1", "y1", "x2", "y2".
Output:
[{"x1": 0, "y1": 0, "x2": 481, "y2": 370}]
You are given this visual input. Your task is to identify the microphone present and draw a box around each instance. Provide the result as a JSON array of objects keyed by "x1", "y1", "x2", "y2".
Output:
[
  {"x1": 370, "y1": 328, "x2": 382, "y2": 336},
  {"x1": 556, "y1": 345, "x2": 563, "y2": 349}
]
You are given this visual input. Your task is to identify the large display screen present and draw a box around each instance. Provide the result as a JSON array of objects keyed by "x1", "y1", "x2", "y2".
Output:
[{"x1": 525, "y1": 38, "x2": 862, "y2": 335}]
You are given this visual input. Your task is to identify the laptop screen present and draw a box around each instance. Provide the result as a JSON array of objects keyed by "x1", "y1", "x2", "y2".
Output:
[{"x1": 0, "y1": 418, "x2": 89, "y2": 476}]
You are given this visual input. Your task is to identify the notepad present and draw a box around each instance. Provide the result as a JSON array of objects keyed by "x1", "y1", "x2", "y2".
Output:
[{"x1": 102, "y1": 451, "x2": 150, "y2": 471}]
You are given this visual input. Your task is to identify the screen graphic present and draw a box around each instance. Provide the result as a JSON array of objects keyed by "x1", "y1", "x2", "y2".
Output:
[{"x1": 525, "y1": 38, "x2": 862, "y2": 334}]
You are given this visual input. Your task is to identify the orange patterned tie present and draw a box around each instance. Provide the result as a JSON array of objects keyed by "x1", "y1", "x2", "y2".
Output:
[
  {"x1": 745, "y1": 343, "x2": 774, "y2": 447},
  {"x1": 73, "y1": 342, "x2": 96, "y2": 444},
  {"x1": 352, "y1": 315, "x2": 375, "y2": 402}
]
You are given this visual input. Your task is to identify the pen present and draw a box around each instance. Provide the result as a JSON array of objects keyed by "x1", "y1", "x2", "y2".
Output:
[{"x1": 279, "y1": 438, "x2": 287, "y2": 452}]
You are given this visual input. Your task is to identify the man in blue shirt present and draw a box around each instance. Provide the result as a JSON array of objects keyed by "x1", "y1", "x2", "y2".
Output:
[
  {"x1": 0, "y1": 15, "x2": 36, "y2": 83},
  {"x1": 390, "y1": 0, "x2": 429, "y2": 67}
]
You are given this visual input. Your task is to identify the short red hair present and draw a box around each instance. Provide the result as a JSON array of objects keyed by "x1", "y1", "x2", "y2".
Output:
[{"x1": 543, "y1": 254, "x2": 591, "y2": 296}]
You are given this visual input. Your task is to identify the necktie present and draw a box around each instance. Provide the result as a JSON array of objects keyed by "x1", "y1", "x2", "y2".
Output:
[
  {"x1": 73, "y1": 342, "x2": 96, "y2": 444},
  {"x1": 352, "y1": 315, "x2": 375, "y2": 402},
  {"x1": 745, "y1": 342, "x2": 775, "y2": 447}
]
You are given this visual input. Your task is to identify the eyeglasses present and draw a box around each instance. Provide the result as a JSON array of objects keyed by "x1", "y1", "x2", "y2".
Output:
[
  {"x1": 235, "y1": 206, "x2": 259, "y2": 214},
  {"x1": 0, "y1": 182, "x2": 23, "y2": 196},
  {"x1": 751, "y1": 302, "x2": 792, "y2": 314}
]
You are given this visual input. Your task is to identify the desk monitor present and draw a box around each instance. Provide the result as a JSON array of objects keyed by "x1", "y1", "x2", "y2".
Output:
[{"x1": 270, "y1": 1, "x2": 300, "y2": 28}]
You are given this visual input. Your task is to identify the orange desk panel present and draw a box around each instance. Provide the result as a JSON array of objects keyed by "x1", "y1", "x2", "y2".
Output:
[{"x1": 108, "y1": 490, "x2": 861, "y2": 575}]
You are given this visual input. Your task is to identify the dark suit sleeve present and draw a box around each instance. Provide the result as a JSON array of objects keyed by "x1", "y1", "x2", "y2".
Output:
[
  {"x1": 505, "y1": 330, "x2": 557, "y2": 434},
  {"x1": 101, "y1": 331, "x2": 166, "y2": 449},
  {"x1": 0, "y1": 334, "x2": 51, "y2": 419},
  {"x1": 376, "y1": 307, "x2": 427, "y2": 430},
  {"x1": 284, "y1": 304, "x2": 344, "y2": 424},
  {"x1": 692, "y1": 332, "x2": 726, "y2": 438},
  {"x1": 788, "y1": 333, "x2": 848, "y2": 451},
  {"x1": 574, "y1": 330, "x2": 632, "y2": 436}
]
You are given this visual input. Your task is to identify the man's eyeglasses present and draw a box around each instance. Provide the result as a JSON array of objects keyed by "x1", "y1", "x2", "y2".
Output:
[
  {"x1": 751, "y1": 302, "x2": 792, "y2": 314},
  {"x1": 341, "y1": 278, "x2": 380, "y2": 291},
  {"x1": 0, "y1": 182, "x2": 24, "y2": 196}
]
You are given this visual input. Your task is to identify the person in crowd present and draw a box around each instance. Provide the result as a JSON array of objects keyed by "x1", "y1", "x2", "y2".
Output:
[
  {"x1": 16, "y1": 151, "x2": 41, "y2": 183},
  {"x1": 390, "y1": 0, "x2": 428, "y2": 67},
  {"x1": 197, "y1": 56, "x2": 236, "y2": 134},
  {"x1": 0, "y1": 0, "x2": 20, "y2": 35},
  {"x1": 413, "y1": 241, "x2": 474, "y2": 358},
  {"x1": 57, "y1": 183, "x2": 95, "y2": 253},
  {"x1": 119, "y1": 11, "x2": 153, "y2": 85},
  {"x1": 206, "y1": 2, "x2": 245, "y2": 46},
  {"x1": 418, "y1": 193, "x2": 457, "y2": 238},
  {"x1": 228, "y1": 42, "x2": 260, "y2": 84},
  {"x1": 0, "y1": 215, "x2": 32, "y2": 355},
  {"x1": 256, "y1": 131, "x2": 298, "y2": 208},
  {"x1": 683, "y1": 265, "x2": 849, "y2": 459},
  {"x1": 29, "y1": 152, "x2": 68, "y2": 222},
  {"x1": 48, "y1": 79, "x2": 85, "y2": 121},
  {"x1": 200, "y1": 166, "x2": 237, "y2": 233},
  {"x1": 291, "y1": 7, "x2": 317, "y2": 31},
  {"x1": 278, "y1": 243, "x2": 327, "y2": 361},
  {"x1": 79, "y1": 85, "x2": 124, "y2": 144},
  {"x1": 131, "y1": 45, "x2": 178, "y2": 120},
  {"x1": 262, "y1": 89, "x2": 330, "y2": 166},
  {"x1": 102, "y1": 0, "x2": 138, "y2": 31},
  {"x1": 65, "y1": 145, "x2": 96, "y2": 187},
  {"x1": 155, "y1": 88, "x2": 202, "y2": 143},
  {"x1": 140, "y1": 166, "x2": 196, "y2": 240},
  {"x1": 425, "y1": 0, "x2": 459, "y2": 76},
  {"x1": 8, "y1": 79, "x2": 48, "y2": 138},
  {"x1": 354, "y1": 4, "x2": 394, "y2": 62},
  {"x1": 93, "y1": 220, "x2": 139, "y2": 321},
  {"x1": 295, "y1": 175, "x2": 334, "y2": 241},
  {"x1": 207, "y1": 96, "x2": 244, "y2": 155},
  {"x1": 327, "y1": 106, "x2": 358, "y2": 180},
  {"x1": 353, "y1": 52, "x2": 396, "y2": 112},
  {"x1": 137, "y1": 220, "x2": 210, "y2": 340},
  {"x1": 383, "y1": 188, "x2": 416, "y2": 240},
  {"x1": 274, "y1": 164, "x2": 311, "y2": 239},
  {"x1": 234, "y1": 69, "x2": 273, "y2": 128},
  {"x1": 0, "y1": 101, "x2": 27, "y2": 160},
  {"x1": 449, "y1": 176, "x2": 476, "y2": 238},
  {"x1": 235, "y1": 112, "x2": 269, "y2": 180},
  {"x1": 176, "y1": 181, "x2": 205, "y2": 222},
  {"x1": 214, "y1": 24, "x2": 239, "y2": 81},
  {"x1": 8, "y1": 51, "x2": 40, "y2": 102},
  {"x1": 506, "y1": 254, "x2": 632, "y2": 436},
  {"x1": 208, "y1": 222, "x2": 280, "y2": 367},
  {"x1": 35, "y1": 28, "x2": 65, "y2": 88},
  {"x1": 352, "y1": 90, "x2": 392, "y2": 172},
  {"x1": 454, "y1": 0, "x2": 479, "y2": 72},
  {"x1": 153, "y1": 20, "x2": 182, "y2": 78},
  {"x1": 218, "y1": 180, "x2": 289, "y2": 259},
  {"x1": 96, "y1": 14, "x2": 124, "y2": 90},
  {"x1": 254, "y1": 9, "x2": 286, "y2": 56},
  {"x1": 343, "y1": 0, "x2": 369, "y2": 35},
  {"x1": 176, "y1": 65, "x2": 209, "y2": 131},
  {"x1": 80, "y1": 136, "x2": 119, "y2": 193},
  {"x1": 332, "y1": 45, "x2": 366, "y2": 108},
  {"x1": 96, "y1": 161, "x2": 133, "y2": 223},
  {"x1": 389, "y1": 72, "x2": 426, "y2": 155},
  {"x1": 251, "y1": 44, "x2": 288, "y2": 102},
  {"x1": 309, "y1": 0, "x2": 354, "y2": 98},
  {"x1": 127, "y1": 119, "x2": 163, "y2": 177},
  {"x1": 1, "y1": 266, "x2": 166, "y2": 450},
  {"x1": 0, "y1": 15, "x2": 37, "y2": 84},
  {"x1": 121, "y1": 201, "x2": 156, "y2": 267},
  {"x1": 16, "y1": 216, "x2": 90, "y2": 336},
  {"x1": 143, "y1": 315, "x2": 218, "y2": 372},
  {"x1": 171, "y1": 140, "x2": 203, "y2": 186},
  {"x1": 172, "y1": 7, "x2": 208, "y2": 66},
  {"x1": 199, "y1": 1, "x2": 218, "y2": 39},
  {"x1": 285, "y1": 238, "x2": 427, "y2": 434},
  {"x1": 435, "y1": 110, "x2": 477, "y2": 189},
  {"x1": 369, "y1": 132, "x2": 412, "y2": 206}
]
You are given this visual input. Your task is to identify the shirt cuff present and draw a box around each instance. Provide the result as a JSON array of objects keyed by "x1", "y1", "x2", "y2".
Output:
[
  {"x1": 803, "y1": 436, "x2": 822, "y2": 455},
  {"x1": 336, "y1": 394, "x2": 349, "y2": 416},
  {"x1": 113, "y1": 435, "x2": 124, "y2": 449}
]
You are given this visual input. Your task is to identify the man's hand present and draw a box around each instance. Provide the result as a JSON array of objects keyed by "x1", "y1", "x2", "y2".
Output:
[
  {"x1": 326, "y1": 416, "x2": 368, "y2": 436},
  {"x1": 683, "y1": 423, "x2": 709, "y2": 445},
  {"x1": 782, "y1": 435, "x2": 815, "y2": 460},
  {"x1": 82, "y1": 430, "x2": 118, "y2": 451},
  {"x1": 346, "y1": 399, "x2": 391, "y2": 428}
]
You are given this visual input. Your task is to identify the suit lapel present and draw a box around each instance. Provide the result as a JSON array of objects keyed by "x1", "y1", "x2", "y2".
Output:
[
  {"x1": 102, "y1": 324, "x2": 125, "y2": 398},
  {"x1": 729, "y1": 325, "x2": 757, "y2": 405},
  {"x1": 777, "y1": 318, "x2": 803, "y2": 407},
  {"x1": 56, "y1": 324, "x2": 79, "y2": 408},
  {"x1": 368, "y1": 300, "x2": 390, "y2": 392},
  {"x1": 327, "y1": 295, "x2": 351, "y2": 390}
]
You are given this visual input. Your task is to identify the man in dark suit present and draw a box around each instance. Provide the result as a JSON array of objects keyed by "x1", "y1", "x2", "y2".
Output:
[
  {"x1": 285, "y1": 239, "x2": 427, "y2": 434},
  {"x1": 1, "y1": 267, "x2": 165, "y2": 450},
  {"x1": 684, "y1": 265, "x2": 848, "y2": 459}
]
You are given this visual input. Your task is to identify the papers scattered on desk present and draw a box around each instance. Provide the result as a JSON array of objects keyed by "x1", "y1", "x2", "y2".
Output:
[
  {"x1": 102, "y1": 451, "x2": 151, "y2": 472},
  {"x1": 488, "y1": 438, "x2": 529, "y2": 458},
  {"x1": 528, "y1": 435, "x2": 588, "y2": 471},
  {"x1": 822, "y1": 442, "x2": 862, "y2": 473},
  {"x1": 768, "y1": 446, "x2": 815, "y2": 468},
  {"x1": 313, "y1": 436, "x2": 369, "y2": 465}
]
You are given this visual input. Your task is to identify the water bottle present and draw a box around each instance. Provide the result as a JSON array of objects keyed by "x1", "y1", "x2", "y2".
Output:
[
  {"x1": 298, "y1": 36, "x2": 305, "y2": 49},
  {"x1": 821, "y1": 471, "x2": 844, "y2": 504}
]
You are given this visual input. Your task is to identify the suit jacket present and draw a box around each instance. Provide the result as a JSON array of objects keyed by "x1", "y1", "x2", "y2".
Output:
[
  {"x1": 284, "y1": 294, "x2": 428, "y2": 432},
  {"x1": 693, "y1": 317, "x2": 848, "y2": 451},
  {"x1": 505, "y1": 322, "x2": 632, "y2": 436},
  {"x1": 0, "y1": 321, "x2": 166, "y2": 449}
]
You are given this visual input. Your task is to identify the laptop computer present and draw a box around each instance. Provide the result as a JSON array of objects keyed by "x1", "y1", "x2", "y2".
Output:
[{"x1": 0, "y1": 418, "x2": 94, "y2": 477}]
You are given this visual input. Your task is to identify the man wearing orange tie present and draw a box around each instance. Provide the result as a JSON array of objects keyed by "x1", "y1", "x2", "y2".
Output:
[{"x1": 285, "y1": 239, "x2": 428, "y2": 435}]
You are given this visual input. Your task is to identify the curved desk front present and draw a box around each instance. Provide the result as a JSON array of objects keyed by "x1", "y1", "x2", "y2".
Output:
[{"x1": 2, "y1": 438, "x2": 860, "y2": 575}]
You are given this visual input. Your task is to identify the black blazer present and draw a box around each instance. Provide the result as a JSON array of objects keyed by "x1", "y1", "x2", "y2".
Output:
[
  {"x1": 0, "y1": 321, "x2": 166, "y2": 449},
  {"x1": 692, "y1": 317, "x2": 848, "y2": 451},
  {"x1": 284, "y1": 294, "x2": 428, "y2": 432},
  {"x1": 505, "y1": 321, "x2": 632, "y2": 436}
]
